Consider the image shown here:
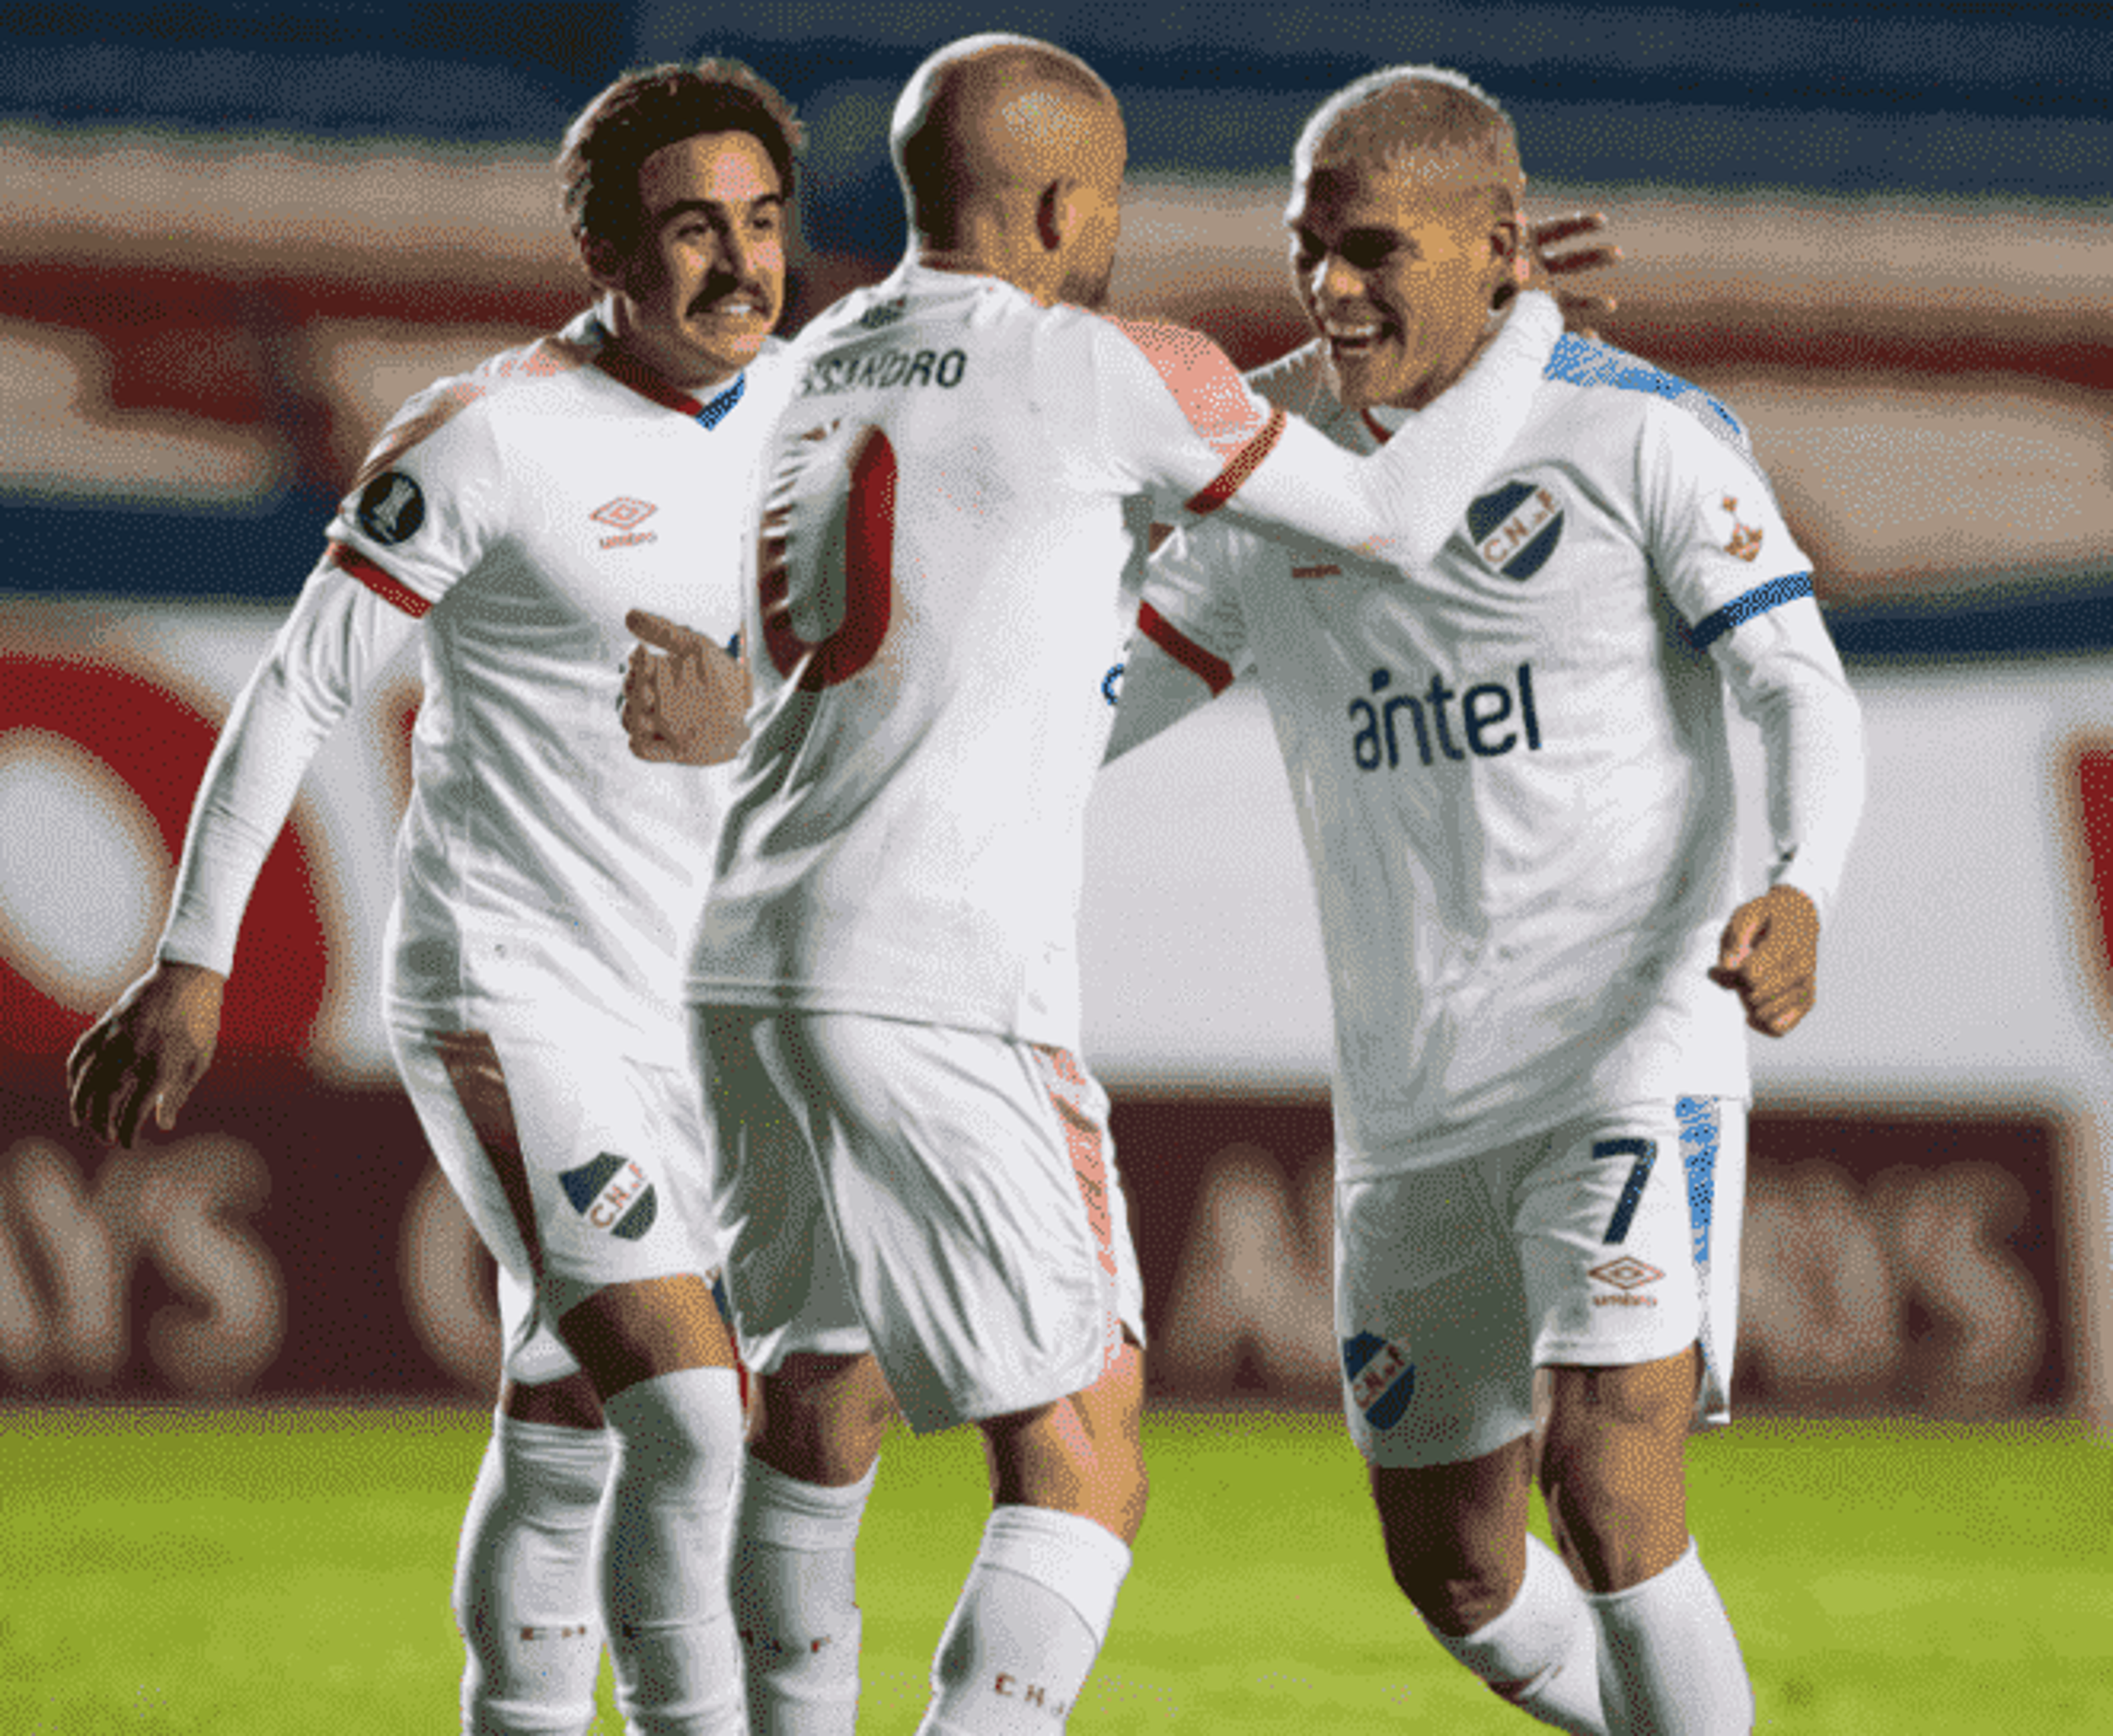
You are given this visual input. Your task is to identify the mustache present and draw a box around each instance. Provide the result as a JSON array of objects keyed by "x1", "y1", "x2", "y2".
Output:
[{"x1": 688, "y1": 273, "x2": 772, "y2": 319}]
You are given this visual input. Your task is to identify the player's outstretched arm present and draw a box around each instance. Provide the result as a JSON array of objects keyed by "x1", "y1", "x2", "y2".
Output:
[
  {"x1": 622, "y1": 609, "x2": 751, "y2": 765},
  {"x1": 68, "y1": 561, "x2": 418, "y2": 1145},
  {"x1": 1212, "y1": 290, "x2": 1563, "y2": 571},
  {"x1": 67, "y1": 960, "x2": 227, "y2": 1148},
  {"x1": 1709, "y1": 885, "x2": 1819, "y2": 1037}
]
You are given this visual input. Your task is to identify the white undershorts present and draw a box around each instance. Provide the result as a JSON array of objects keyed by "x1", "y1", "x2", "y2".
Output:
[
  {"x1": 1336, "y1": 1096, "x2": 1744, "y2": 1469},
  {"x1": 391, "y1": 1020, "x2": 724, "y2": 1381},
  {"x1": 695, "y1": 1008, "x2": 1145, "y2": 1434}
]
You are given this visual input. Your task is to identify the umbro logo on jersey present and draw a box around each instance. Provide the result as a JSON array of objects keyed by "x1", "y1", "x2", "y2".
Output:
[
  {"x1": 1467, "y1": 478, "x2": 1564, "y2": 581},
  {"x1": 592, "y1": 497, "x2": 660, "y2": 550},
  {"x1": 592, "y1": 497, "x2": 658, "y2": 529},
  {"x1": 357, "y1": 470, "x2": 425, "y2": 546},
  {"x1": 1343, "y1": 1332, "x2": 1416, "y2": 1429},
  {"x1": 559, "y1": 1152, "x2": 658, "y2": 1241}
]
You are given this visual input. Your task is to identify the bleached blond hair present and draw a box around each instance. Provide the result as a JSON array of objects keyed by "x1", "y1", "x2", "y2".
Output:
[{"x1": 1294, "y1": 65, "x2": 1524, "y2": 218}]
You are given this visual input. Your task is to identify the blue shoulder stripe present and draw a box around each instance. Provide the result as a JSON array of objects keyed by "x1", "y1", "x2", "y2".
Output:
[
  {"x1": 1689, "y1": 572, "x2": 1814, "y2": 649},
  {"x1": 696, "y1": 372, "x2": 746, "y2": 430},
  {"x1": 1545, "y1": 333, "x2": 1751, "y2": 457}
]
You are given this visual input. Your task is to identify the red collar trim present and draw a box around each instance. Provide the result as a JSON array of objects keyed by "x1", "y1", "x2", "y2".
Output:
[{"x1": 592, "y1": 344, "x2": 706, "y2": 417}]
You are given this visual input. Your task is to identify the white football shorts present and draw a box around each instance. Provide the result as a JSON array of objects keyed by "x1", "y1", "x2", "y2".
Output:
[
  {"x1": 1336, "y1": 1097, "x2": 1744, "y2": 1469},
  {"x1": 494, "y1": 1262, "x2": 580, "y2": 1387},
  {"x1": 695, "y1": 1009, "x2": 1145, "y2": 1434},
  {"x1": 390, "y1": 1021, "x2": 725, "y2": 1377}
]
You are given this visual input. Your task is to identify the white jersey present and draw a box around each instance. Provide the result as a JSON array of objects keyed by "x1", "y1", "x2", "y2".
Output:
[
  {"x1": 685, "y1": 264, "x2": 1565, "y2": 1048},
  {"x1": 159, "y1": 308, "x2": 790, "y2": 1055},
  {"x1": 1134, "y1": 331, "x2": 1864, "y2": 1173}
]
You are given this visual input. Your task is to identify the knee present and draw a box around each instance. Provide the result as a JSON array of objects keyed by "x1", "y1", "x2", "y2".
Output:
[
  {"x1": 750, "y1": 1353, "x2": 894, "y2": 1485},
  {"x1": 1368, "y1": 1450, "x2": 1531, "y2": 1636}
]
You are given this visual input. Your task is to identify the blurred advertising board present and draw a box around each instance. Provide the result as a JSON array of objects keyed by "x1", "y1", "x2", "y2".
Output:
[
  {"x1": 3, "y1": 601, "x2": 2107, "y2": 1418},
  {"x1": 0, "y1": 1077, "x2": 2070, "y2": 1419}
]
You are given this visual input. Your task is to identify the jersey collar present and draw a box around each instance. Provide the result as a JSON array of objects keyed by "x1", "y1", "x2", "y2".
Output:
[{"x1": 592, "y1": 341, "x2": 747, "y2": 428}]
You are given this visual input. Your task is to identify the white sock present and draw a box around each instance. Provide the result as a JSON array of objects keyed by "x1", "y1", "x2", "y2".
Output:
[
  {"x1": 453, "y1": 1412, "x2": 612, "y2": 1736},
  {"x1": 1586, "y1": 1540, "x2": 1754, "y2": 1735},
  {"x1": 730, "y1": 1454, "x2": 877, "y2": 1736},
  {"x1": 916, "y1": 1504, "x2": 1132, "y2": 1735},
  {"x1": 598, "y1": 1368, "x2": 747, "y2": 1735},
  {"x1": 1424, "y1": 1533, "x2": 1613, "y2": 1735}
]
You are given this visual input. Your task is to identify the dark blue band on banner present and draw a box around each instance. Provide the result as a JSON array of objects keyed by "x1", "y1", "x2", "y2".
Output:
[{"x1": 1689, "y1": 572, "x2": 1813, "y2": 649}]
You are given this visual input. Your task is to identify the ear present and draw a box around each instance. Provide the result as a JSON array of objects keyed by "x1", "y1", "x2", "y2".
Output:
[
  {"x1": 579, "y1": 233, "x2": 627, "y2": 291},
  {"x1": 1487, "y1": 215, "x2": 1526, "y2": 308},
  {"x1": 1035, "y1": 180, "x2": 1070, "y2": 254}
]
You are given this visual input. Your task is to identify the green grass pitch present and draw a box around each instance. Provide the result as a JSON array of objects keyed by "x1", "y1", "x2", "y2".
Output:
[{"x1": 3, "y1": 1403, "x2": 2107, "y2": 1732}]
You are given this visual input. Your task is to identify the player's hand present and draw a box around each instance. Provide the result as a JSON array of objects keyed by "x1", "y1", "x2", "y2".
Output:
[
  {"x1": 1707, "y1": 885, "x2": 1819, "y2": 1037},
  {"x1": 65, "y1": 960, "x2": 227, "y2": 1147},
  {"x1": 622, "y1": 609, "x2": 751, "y2": 766},
  {"x1": 1522, "y1": 210, "x2": 1620, "y2": 338}
]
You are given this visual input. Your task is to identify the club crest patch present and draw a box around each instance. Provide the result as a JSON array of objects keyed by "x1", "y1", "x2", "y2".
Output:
[
  {"x1": 559, "y1": 1152, "x2": 658, "y2": 1241},
  {"x1": 1343, "y1": 1331, "x2": 1416, "y2": 1430},
  {"x1": 357, "y1": 470, "x2": 426, "y2": 546},
  {"x1": 1466, "y1": 478, "x2": 1564, "y2": 581}
]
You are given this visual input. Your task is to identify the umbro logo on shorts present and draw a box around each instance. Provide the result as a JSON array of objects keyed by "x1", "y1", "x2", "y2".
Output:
[
  {"x1": 559, "y1": 1152, "x2": 658, "y2": 1241},
  {"x1": 1343, "y1": 1331, "x2": 1416, "y2": 1429}
]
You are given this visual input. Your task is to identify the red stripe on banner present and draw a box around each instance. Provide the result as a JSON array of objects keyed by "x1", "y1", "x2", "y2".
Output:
[
  {"x1": 2077, "y1": 747, "x2": 2113, "y2": 975},
  {"x1": 1137, "y1": 601, "x2": 1235, "y2": 696},
  {"x1": 327, "y1": 543, "x2": 431, "y2": 617},
  {"x1": 1185, "y1": 406, "x2": 1287, "y2": 517}
]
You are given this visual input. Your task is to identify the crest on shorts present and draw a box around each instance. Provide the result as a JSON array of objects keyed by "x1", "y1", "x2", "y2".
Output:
[
  {"x1": 1466, "y1": 477, "x2": 1564, "y2": 581},
  {"x1": 560, "y1": 1152, "x2": 658, "y2": 1241},
  {"x1": 1343, "y1": 1331, "x2": 1416, "y2": 1429},
  {"x1": 356, "y1": 470, "x2": 426, "y2": 546}
]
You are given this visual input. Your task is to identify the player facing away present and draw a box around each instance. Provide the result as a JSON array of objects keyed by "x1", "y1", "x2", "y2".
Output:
[
  {"x1": 659, "y1": 32, "x2": 1565, "y2": 1736},
  {"x1": 1108, "y1": 68, "x2": 1866, "y2": 1735},
  {"x1": 65, "y1": 59, "x2": 800, "y2": 1736}
]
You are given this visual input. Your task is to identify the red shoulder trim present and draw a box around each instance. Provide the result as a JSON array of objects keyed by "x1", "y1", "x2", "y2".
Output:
[
  {"x1": 1137, "y1": 601, "x2": 1235, "y2": 697},
  {"x1": 326, "y1": 543, "x2": 431, "y2": 618},
  {"x1": 1184, "y1": 406, "x2": 1287, "y2": 518}
]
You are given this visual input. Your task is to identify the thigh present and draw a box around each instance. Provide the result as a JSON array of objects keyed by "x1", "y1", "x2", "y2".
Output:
[
  {"x1": 1515, "y1": 1098, "x2": 1745, "y2": 1425},
  {"x1": 390, "y1": 1021, "x2": 724, "y2": 1324},
  {"x1": 1335, "y1": 1154, "x2": 1539, "y2": 1470},
  {"x1": 745, "y1": 1012, "x2": 1134, "y2": 1436}
]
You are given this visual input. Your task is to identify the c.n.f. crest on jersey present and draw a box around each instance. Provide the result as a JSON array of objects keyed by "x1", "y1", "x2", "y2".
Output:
[{"x1": 1467, "y1": 477, "x2": 1564, "y2": 581}]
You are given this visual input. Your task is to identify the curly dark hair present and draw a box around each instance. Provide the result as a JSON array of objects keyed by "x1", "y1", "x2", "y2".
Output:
[{"x1": 557, "y1": 57, "x2": 804, "y2": 261}]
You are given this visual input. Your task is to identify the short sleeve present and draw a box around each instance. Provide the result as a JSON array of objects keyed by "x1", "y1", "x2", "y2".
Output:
[
  {"x1": 1639, "y1": 402, "x2": 1814, "y2": 649},
  {"x1": 1136, "y1": 516, "x2": 1266, "y2": 696},
  {"x1": 323, "y1": 375, "x2": 508, "y2": 615}
]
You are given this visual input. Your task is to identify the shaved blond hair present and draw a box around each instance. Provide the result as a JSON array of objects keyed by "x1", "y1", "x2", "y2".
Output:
[
  {"x1": 890, "y1": 32, "x2": 1121, "y2": 247},
  {"x1": 1296, "y1": 65, "x2": 1524, "y2": 220}
]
